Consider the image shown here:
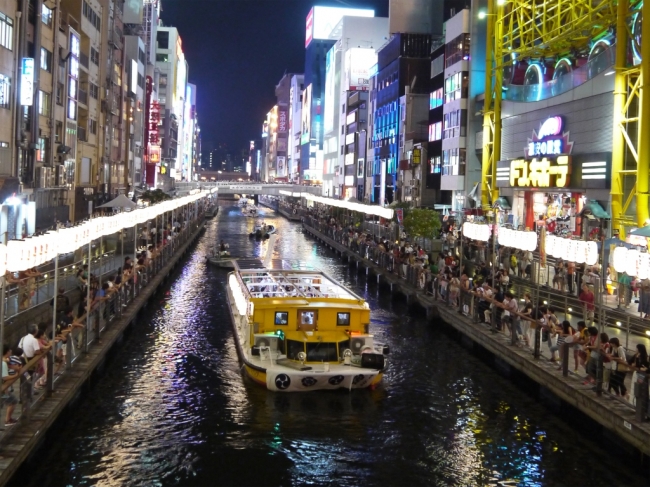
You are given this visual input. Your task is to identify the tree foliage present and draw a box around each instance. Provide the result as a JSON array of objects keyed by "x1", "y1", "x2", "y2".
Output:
[
  {"x1": 403, "y1": 208, "x2": 442, "y2": 238},
  {"x1": 140, "y1": 189, "x2": 171, "y2": 204}
]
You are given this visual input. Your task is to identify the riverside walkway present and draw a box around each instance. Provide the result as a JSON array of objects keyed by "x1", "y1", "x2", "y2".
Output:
[
  {"x1": 0, "y1": 198, "x2": 209, "y2": 486},
  {"x1": 301, "y1": 218, "x2": 650, "y2": 460}
]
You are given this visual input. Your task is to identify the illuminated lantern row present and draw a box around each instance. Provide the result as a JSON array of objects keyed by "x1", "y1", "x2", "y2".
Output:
[
  {"x1": 462, "y1": 222, "x2": 491, "y2": 242},
  {"x1": 3, "y1": 192, "x2": 207, "y2": 274},
  {"x1": 546, "y1": 235, "x2": 598, "y2": 265},
  {"x1": 302, "y1": 194, "x2": 394, "y2": 220},
  {"x1": 612, "y1": 247, "x2": 650, "y2": 279},
  {"x1": 497, "y1": 228, "x2": 537, "y2": 252}
]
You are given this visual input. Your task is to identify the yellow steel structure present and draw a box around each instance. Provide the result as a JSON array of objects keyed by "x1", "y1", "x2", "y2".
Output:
[{"x1": 481, "y1": 0, "x2": 650, "y2": 231}]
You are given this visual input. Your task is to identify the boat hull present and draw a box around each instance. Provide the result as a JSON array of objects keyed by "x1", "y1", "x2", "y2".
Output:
[{"x1": 244, "y1": 364, "x2": 383, "y2": 392}]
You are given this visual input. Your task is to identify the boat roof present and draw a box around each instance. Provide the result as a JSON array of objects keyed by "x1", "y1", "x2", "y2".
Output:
[{"x1": 234, "y1": 260, "x2": 362, "y2": 301}]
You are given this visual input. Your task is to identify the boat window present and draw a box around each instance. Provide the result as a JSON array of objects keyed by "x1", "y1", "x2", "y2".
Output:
[
  {"x1": 306, "y1": 342, "x2": 338, "y2": 362},
  {"x1": 275, "y1": 311, "x2": 288, "y2": 325},
  {"x1": 336, "y1": 312, "x2": 351, "y2": 326},
  {"x1": 300, "y1": 311, "x2": 316, "y2": 325},
  {"x1": 287, "y1": 340, "x2": 305, "y2": 360}
]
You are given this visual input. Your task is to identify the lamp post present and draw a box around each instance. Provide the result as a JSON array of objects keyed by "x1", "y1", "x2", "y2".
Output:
[{"x1": 217, "y1": 170, "x2": 222, "y2": 183}]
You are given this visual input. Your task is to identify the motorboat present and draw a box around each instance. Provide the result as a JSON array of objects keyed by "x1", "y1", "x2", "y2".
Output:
[
  {"x1": 249, "y1": 223, "x2": 276, "y2": 239},
  {"x1": 205, "y1": 206, "x2": 219, "y2": 219},
  {"x1": 225, "y1": 260, "x2": 388, "y2": 392},
  {"x1": 242, "y1": 205, "x2": 258, "y2": 217},
  {"x1": 207, "y1": 245, "x2": 239, "y2": 268}
]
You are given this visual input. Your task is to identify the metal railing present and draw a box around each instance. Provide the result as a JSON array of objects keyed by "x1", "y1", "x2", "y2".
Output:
[
  {"x1": 303, "y1": 217, "x2": 650, "y2": 420},
  {"x1": 0, "y1": 205, "x2": 207, "y2": 445}
]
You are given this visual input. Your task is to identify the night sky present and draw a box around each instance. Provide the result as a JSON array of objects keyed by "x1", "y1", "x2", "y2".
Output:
[{"x1": 160, "y1": 0, "x2": 389, "y2": 154}]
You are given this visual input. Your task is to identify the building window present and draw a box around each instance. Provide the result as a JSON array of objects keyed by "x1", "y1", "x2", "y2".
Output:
[
  {"x1": 0, "y1": 12, "x2": 13, "y2": 51},
  {"x1": 90, "y1": 47, "x2": 99, "y2": 65},
  {"x1": 40, "y1": 47, "x2": 52, "y2": 72},
  {"x1": 431, "y1": 55, "x2": 444, "y2": 78},
  {"x1": 428, "y1": 122, "x2": 442, "y2": 142},
  {"x1": 89, "y1": 118, "x2": 97, "y2": 135},
  {"x1": 442, "y1": 148, "x2": 466, "y2": 176},
  {"x1": 38, "y1": 91, "x2": 51, "y2": 116},
  {"x1": 157, "y1": 31, "x2": 169, "y2": 49},
  {"x1": 444, "y1": 72, "x2": 468, "y2": 103},
  {"x1": 429, "y1": 88, "x2": 443, "y2": 110},
  {"x1": 56, "y1": 82, "x2": 64, "y2": 105},
  {"x1": 159, "y1": 74, "x2": 167, "y2": 87},
  {"x1": 443, "y1": 109, "x2": 467, "y2": 139},
  {"x1": 41, "y1": 5, "x2": 53, "y2": 27},
  {"x1": 445, "y1": 33, "x2": 470, "y2": 68},
  {"x1": 430, "y1": 156, "x2": 441, "y2": 174},
  {"x1": 55, "y1": 120, "x2": 63, "y2": 143},
  {"x1": 113, "y1": 64, "x2": 121, "y2": 86},
  {"x1": 37, "y1": 137, "x2": 49, "y2": 163},
  {"x1": 82, "y1": 1, "x2": 101, "y2": 31},
  {"x1": 0, "y1": 74, "x2": 10, "y2": 109},
  {"x1": 89, "y1": 82, "x2": 98, "y2": 99},
  {"x1": 156, "y1": 54, "x2": 168, "y2": 63}
]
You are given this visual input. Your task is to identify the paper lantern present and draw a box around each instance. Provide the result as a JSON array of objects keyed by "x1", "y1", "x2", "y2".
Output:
[
  {"x1": 612, "y1": 247, "x2": 628, "y2": 273},
  {"x1": 638, "y1": 253, "x2": 650, "y2": 280}
]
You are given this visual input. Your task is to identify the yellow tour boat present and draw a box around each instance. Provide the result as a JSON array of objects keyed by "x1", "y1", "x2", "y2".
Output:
[{"x1": 226, "y1": 263, "x2": 388, "y2": 392}]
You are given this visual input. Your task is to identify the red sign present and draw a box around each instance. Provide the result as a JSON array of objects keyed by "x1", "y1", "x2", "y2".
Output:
[
  {"x1": 396, "y1": 209, "x2": 404, "y2": 225},
  {"x1": 149, "y1": 101, "x2": 160, "y2": 145}
]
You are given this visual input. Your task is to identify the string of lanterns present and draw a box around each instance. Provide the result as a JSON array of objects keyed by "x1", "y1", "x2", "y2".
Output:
[
  {"x1": 612, "y1": 247, "x2": 650, "y2": 279},
  {"x1": 498, "y1": 227, "x2": 537, "y2": 252},
  {"x1": 1, "y1": 192, "x2": 207, "y2": 274},
  {"x1": 545, "y1": 235, "x2": 599, "y2": 265},
  {"x1": 462, "y1": 222, "x2": 491, "y2": 242},
  {"x1": 302, "y1": 194, "x2": 394, "y2": 219}
]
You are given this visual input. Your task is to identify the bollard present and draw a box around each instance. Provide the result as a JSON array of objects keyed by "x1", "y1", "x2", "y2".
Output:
[
  {"x1": 635, "y1": 372, "x2": 649, "y2": 422},
  {"x1": 562, "y1": 341, "x2": 569, "y2": 377}
]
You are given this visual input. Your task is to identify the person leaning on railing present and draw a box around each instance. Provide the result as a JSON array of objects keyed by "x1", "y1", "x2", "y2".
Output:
[{"x1": 1, "y1": 345, "x2": 18, "y2": 426}]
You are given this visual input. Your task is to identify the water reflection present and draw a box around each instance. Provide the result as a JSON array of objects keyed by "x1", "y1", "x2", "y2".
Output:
[{"x1": 21, "y1": 204, "x2": 648, "y2": 487}]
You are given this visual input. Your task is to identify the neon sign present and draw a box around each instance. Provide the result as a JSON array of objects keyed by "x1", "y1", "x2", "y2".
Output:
[
  {"x1": 525, "y1": 116, "x2": 573, "y2": 157},
  {"x1": 509, "y1": 155, "x2": 571, "y2": 188}
]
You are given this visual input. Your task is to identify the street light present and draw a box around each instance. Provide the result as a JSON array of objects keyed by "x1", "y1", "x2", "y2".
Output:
[{"x1": 217, "y1": 170, "x2": 222, "y2": 182}]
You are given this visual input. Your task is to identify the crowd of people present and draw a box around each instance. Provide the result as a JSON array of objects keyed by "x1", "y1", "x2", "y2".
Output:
[{"x1": 0, "y1": 204, "x2": 205, "y2": 428}]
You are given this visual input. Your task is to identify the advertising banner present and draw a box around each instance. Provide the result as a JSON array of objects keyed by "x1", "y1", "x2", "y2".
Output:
[
  {"x1": 20, "y1": 58, "x2": 34, "y2": 106},
  {"x1": 278, "y1": 107, "x2": 288, "y2": 133},
  {"x1": 300, "y1": 84, "x2": 312, "y2": 145},
  {"x1": 324, "y1": 47, "x2": 336, "y2": 134},
  {"x1": 396, "y1": 209, "x2": 404, "y2": 225}
]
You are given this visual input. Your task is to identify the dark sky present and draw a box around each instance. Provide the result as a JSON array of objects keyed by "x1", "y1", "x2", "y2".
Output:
[{"x1": 160, "y1": 0, "x2": 388, "y2": 154}]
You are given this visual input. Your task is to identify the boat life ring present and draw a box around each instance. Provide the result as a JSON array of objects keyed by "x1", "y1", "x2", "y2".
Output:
[{"x1": 419, "y1": 272, "x2": 426, "y2": 289}]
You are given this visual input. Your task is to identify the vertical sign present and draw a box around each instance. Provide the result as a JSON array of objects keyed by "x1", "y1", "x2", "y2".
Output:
[
  {"x1": 20, "y1": 58, "x2": 34, "y2": 106},
  {"x1": 396, "y1": 209, "x2": 404, "y2": 225},
  {"x1": 278, "y1": 108, "x2": 287, "y2": 133}
]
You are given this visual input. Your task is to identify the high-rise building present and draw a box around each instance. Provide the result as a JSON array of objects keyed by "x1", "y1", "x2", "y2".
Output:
[{"x1": 288, "y1": 74, "x2": 304, "y2": 183}]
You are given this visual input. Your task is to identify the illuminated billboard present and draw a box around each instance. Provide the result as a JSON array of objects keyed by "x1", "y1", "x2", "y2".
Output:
[
  {"x1": 305, "y1": 6, "x2": 374, "y2": 48},
  {"x1": 324, "y1": 46, "x2": 336, "y2": 134},
  {"x1": 345, "y1": 48, "x2": 376, "y2": 91},
  {"x1": 300, "y1": 84, "x2": 312, "y2": 145}
]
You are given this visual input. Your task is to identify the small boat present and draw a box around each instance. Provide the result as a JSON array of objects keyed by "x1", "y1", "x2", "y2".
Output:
[
  {"x1": 242, "y1": 206, "x2": 258, "y2": 217},
  {"x1": 225, "y1": 261, "x2": 388, "y2": 392},
  {"x1": 205, "y1": 206, "x2": 219, "y2": 219},
  {"x1": 249, "y1": 224, "x2": 276, "y2": 239},
  {"x1": 207, "y1": 247, "x2": 239, "y2": 268}
]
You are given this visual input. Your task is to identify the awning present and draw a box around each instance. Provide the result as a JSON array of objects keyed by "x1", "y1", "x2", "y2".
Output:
[
  {"x1": 581, "y1": 199, "x2": 610, "y2": 219},
  {"x1": 629, "y1": 226, "x2": 650, "y2": 237},
  {"x1": 493, "y1": 196, "x2": 511, "y2": 210}
]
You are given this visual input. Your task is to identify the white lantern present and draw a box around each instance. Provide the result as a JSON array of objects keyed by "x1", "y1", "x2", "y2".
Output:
[
  {"x1": 525, "y1": 232, "x2": 538, "y2": 252},
  {"x1": 612, "y1": 247, "x2": 628, "y2": 273},
  {"x1": 638, "y1": 252, "x2": 650, "y2": 280},
  {"x1": 0, "y1": 243, "x2": 6, "y2": 276}
]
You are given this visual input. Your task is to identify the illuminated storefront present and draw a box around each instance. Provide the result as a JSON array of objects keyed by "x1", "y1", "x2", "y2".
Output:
[{"x1": 497, "y1": 115, "x2": 611, "y2": 237}]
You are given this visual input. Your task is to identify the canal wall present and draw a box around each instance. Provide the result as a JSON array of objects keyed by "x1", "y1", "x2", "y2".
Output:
[
  {"x1": 0, "y1": 221, "x2": 206, "y2": 486},
  {"x1": 301, "y1": 223, "x2": 650, "y2": 461}
]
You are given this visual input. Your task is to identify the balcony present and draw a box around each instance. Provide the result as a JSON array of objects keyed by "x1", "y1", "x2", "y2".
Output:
[
  {"x1": 503, "y1": 45, "x2": 614, "y2": 103},
  {"x1": 79, "y1": 52, "x2": 89, "y2": 70},
  {"x1": 78, "y1": 89, "x2": 88, "y2": 107},
  {"x1": 78, "y1": 126, "x2": 87, "y2": 142}
]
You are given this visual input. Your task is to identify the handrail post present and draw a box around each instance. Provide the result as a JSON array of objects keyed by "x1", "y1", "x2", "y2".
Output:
[
  {"x1": 65, "y1": 335, "x2": 72, "y2": 370},
  {"x1": 635, "y1": 372, "x2": 649, "y2": 422},
  {"x1": 533, "y1": 324, "x2": 541, "y2": 359},
  {"x1": 48, "y1": 250, "x2": 59, "y2": 394},
  {"x1": 595, "y1": 351, "x2": 604, "y2": 396}
]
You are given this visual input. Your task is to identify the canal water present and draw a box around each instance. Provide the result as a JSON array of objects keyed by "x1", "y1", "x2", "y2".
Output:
[{"x1": 18, "y1": 204, "x2": 648, "y2": 486}]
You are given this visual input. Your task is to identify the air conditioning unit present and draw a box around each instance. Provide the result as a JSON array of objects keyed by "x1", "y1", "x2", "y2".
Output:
[
  {"x1": 350, "y1": 335, "x2": 374, "y2": 354},
  {"x1": 35, "y1": 167, "x2": 47, "y2": 188},
  {"x1": 254, "y1": 334, "x2": 280, "y2": 352}
]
